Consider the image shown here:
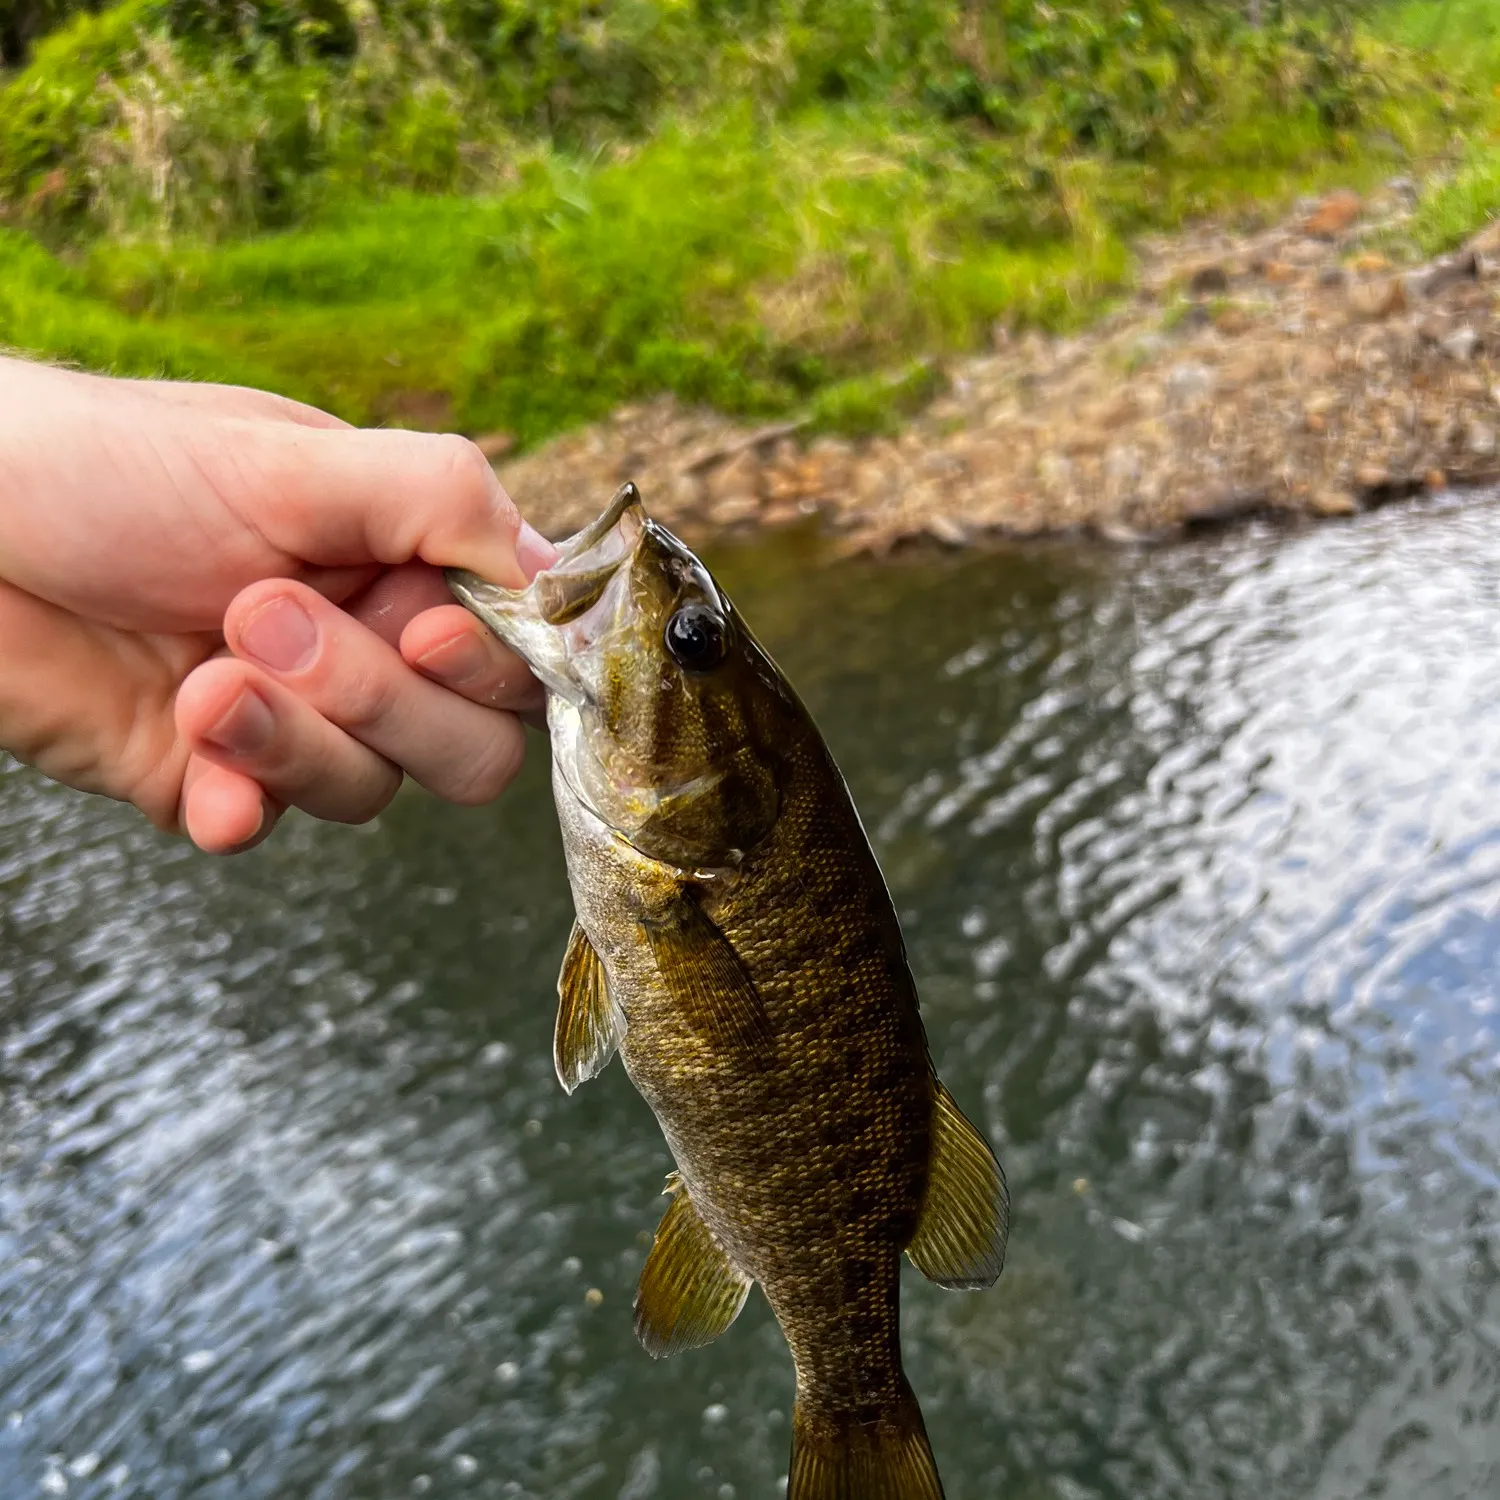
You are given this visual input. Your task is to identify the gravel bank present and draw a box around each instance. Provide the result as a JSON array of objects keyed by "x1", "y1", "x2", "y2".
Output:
[{"x1": 495, "y1": 185, "x2": 1500, "y2": 553}]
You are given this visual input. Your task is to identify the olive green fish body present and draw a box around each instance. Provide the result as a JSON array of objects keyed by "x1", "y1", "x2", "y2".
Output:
[
  {"x1": 567, "y1": 709, "x2": 933, "y2": 1407},
  {"x1": 450, "y1": 487, "x2": 1009, "y2": 1499}
]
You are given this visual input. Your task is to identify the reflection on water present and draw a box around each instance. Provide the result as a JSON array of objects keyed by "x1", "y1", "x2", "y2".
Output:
[{"x1": 6, "y1": 494, "x2": 1500, "y2": 1498}]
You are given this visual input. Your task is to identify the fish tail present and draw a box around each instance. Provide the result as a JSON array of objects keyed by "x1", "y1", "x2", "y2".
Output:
[{"x1": 788, "y1": 1376, "x2": 944, "y2": 1500}]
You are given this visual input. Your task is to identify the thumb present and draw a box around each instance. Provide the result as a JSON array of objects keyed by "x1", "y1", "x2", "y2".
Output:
[{"x1": 233, "y1": 425, "x2": 556, "y2": 585}]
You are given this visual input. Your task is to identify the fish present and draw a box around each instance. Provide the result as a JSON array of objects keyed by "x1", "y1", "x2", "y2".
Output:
[{"x1": 448, "y1": 484, "x2": 1008, "y2": 1500}]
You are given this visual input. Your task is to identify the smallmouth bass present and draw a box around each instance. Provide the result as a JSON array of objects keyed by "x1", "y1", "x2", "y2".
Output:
[{"x1": 449, "y1": 486, "x2": 1008, "y2": 1499}]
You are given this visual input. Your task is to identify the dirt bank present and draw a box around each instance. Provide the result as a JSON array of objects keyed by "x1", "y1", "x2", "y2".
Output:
[{"x1": 495, "y1": 186, "x2": 1500, "y2": 554}]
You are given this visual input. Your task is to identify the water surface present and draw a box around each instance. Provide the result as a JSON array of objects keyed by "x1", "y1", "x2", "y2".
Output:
[{"x1": 5, "y1": 494, "x2": 1500, "y2": 1499}]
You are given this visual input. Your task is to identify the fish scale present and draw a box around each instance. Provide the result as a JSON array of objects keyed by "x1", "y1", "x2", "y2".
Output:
[{"x1": 449, "y1": 484, "x2": 1009, "y2": 1499}]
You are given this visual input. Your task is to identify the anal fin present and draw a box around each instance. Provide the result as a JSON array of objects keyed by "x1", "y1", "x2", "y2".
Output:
[
  {"x1": 634, "y1": 1173, "x2": 752, "y2": 1358},
  {"x1": 554, "y1": 920, "x2": 625, "y2": 1095},
  {"x1": 906, "y1": 1081, "x2": 1009, "y2": 1290}
]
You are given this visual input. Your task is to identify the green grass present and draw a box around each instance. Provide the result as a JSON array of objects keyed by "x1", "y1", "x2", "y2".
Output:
[
  {"x1": 2, "y1": 1, "x2": 1499, "y2": 445},
  {"x1": 1373, "y1": 0, "x2": 1500, "y2": 252}
]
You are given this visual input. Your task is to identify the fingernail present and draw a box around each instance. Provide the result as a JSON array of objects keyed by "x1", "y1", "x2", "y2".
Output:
[
  {"x1": 515, "y1": 520, "x2": 559, "y2": 582},
  {"x1": 203, "y1": 689, "x2": 275, "y2": 757},
  {"x1": 240, "y1": 595, "x2": 317, "y2": 672},
  {"x1": 416, "y1": 632, "x2": 488, "y2": 686}
]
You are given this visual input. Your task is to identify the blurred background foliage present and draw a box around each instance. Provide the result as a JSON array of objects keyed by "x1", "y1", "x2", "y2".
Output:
[{"x1": 0, "y1": 0, "x2": 1497, "y2": 440}]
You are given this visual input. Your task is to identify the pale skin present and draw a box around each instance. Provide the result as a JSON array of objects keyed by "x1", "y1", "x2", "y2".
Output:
[{"x1": 0, "y1": 355, "x2": 558, "y2": 854}]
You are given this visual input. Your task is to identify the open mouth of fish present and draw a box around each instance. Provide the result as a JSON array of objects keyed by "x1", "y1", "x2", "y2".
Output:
[{"x1": 445, "y1": 483, "x2": 646, "y2": 704}]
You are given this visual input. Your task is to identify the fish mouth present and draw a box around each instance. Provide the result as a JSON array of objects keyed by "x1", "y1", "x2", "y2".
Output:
[{"x1": 445, "y1": 483, "x2": 645, "y2": 700}]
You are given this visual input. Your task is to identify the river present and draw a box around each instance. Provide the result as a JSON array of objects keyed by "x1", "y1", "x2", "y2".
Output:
[{"x1": 4, "y1": 494, "x2": 1500, "y2": 1499}]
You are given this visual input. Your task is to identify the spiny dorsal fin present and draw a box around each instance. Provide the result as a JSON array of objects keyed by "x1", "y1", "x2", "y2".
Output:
[
  {"x1": 906, "y1": 1081, "x2": 1009, "y2": 1290},
  {"x1": 634, "y1": 1173, "x2": 752, "y2": 1358},
  {"x1": 643, "y1": 893, "x2": 774, "y2": 1058},
  {"x1": 554, "y1": 920, "x2": 625, "y2": 1095},
  {"x1": 788, "y1": 1375, "x2": 944, "y2": 1500}
]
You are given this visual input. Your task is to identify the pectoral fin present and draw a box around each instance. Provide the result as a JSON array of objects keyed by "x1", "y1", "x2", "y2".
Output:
[
  {"x1": 906, "y1": 1082, "x2": 1009, "y2": 1290},
  {"x1": 554, "y1": 920, "x2": 625, "y2": 1094},
  {"x1": 643, "y1": 894, "x2": 773, "y2": 1057},
  {"x1": 634, "y1": 1173, "x2": 752, "y2": 1358}
]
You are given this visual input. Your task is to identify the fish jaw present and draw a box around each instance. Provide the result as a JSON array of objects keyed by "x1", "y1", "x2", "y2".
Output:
[{"x1": 444, "y1": 483, "x2": 646, "y2": 704}]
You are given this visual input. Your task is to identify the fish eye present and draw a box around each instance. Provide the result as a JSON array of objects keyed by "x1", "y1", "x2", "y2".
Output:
[{"x1": 664, "y1": 604, "x2": 728, "y2": 673}]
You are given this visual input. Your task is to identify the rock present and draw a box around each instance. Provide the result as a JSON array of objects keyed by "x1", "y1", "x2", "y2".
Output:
[
  {"x1": 1355, "y1": 464, "x2": 1391, "y2": 490},
  {"x1": 1304, "y1": 391, "x2": 1339, "y2": 433},
  {"x1": 1346, "y1": 277, "x2": 1407, "y2": 321},
  {"x1": 1418, "y1": 251, "x2": 1480, "y2": 298},
  {"x1": 1425, "y1": 468, "x2": 1447, "y2": 489},
  {"x1": 1188, "y1": 263, "x2": 1230, "y2": 297},
  {"x1": 1129, "y1": 333, "x2": 1168, "y2": 367},
  {"x1": 1351, "y1": 252, "x2": 1391, "y2": 274},
  {"x1": 1416, "y1": 312, "x2": 1452, "y2": 344},
  {"x1": 1303, "y1": 190, "x2": 1362, "y2": 239},
  {"x1": 1311, "y1": 489, "x2": 1358, "y2": 516},
  {"x1": 1441, "y1": 325, "x2": 1481, "y2": 361},
  {"x1": 924, "y1": 514, "x2": 970, "y2": 546},
  {"x1": 708, "y1": 495, "x2": 760, "y2": 527},
  {"x1": 1215, "y1": 305, "x2": 1252, "y2": 335},
  {"x1": 1468, "y1": 419, "x2": 1498, "y2": 458},
  {"x1": 704, "y1": 448, "x2": 762, "y2": 507},
  {"x1": 1317, "y1": 265, "x2": 1348, "y2": 289},
  {"x1": 1166, "y1": 361, "x2": 1215, "y2": 406},
  {"x1": 1263, "y1": 260, "x2": 1302, "y2": 285},
  {"x1": 1181, "y1": 487, "x2": 1270, "y2": 528},
  {"x1": 1467, "y1": 220, "x2": 1500, "y2": 259}
]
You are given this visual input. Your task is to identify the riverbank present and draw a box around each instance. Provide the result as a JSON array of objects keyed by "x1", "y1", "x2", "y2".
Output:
[{"x1": 498, "y1": 189, "x2": 1500, "y2": 553}]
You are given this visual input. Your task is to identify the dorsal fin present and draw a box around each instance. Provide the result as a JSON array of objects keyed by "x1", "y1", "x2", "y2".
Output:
[
  {"x1": 906, "y1": 1082, "x2": 1009, "y2": 1290},
  {"x1": 634, "y1": 1174, "x2": 752, "y2": 1358},
  {"x1": 553, "y1": 920, "x2": 625, "y2": 1094}
]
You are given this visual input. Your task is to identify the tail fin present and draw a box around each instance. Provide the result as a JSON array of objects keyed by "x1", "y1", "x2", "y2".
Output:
[{"x1": 788, "y1": 1378, "x2": 944, "y2": 1500}]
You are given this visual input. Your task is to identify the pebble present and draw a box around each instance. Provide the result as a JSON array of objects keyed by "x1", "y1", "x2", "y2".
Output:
[
  {"x1": 1166, "y1": 362, "x2": 1215, "y2": 405},
  {"x1": 1188, "y1": 263, "x2": 1230, "y2": 296},
  {"x1": 1311, "y1": 490, "x2": 1358, "y2": 516},
  {"x1": 1347, "y1": 277, "x2": 1406, "y2": 321},
  {"x1": 1441, "y1": 326, "x2": 1481, "y2": 361},
  {"x1": 1303, "y1": 189, "x2": 1362, "y2": 239}
]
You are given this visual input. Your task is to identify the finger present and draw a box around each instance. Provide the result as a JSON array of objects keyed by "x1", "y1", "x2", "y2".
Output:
[
  {"x1": 218, "y1": 425, "x2": 559, "y2": 584},
  {"x1": 223, "y1": 580, "x2": 529, "y2": 805},
  {"x1": 399, "y1": 604, "x2": 545, "y2": 714},
  {"x1": 125, "y1": 376, "x2": 352, "y2": 430},
  {"x1": 176, "y1": 656, "x2": 403, "y2": 824},
  {"x1": 341, "y1": 560, "x2": 457, "y2": 648},
  {"x1": 180, "y1": 755, "x2": 283, "y2": 854}
]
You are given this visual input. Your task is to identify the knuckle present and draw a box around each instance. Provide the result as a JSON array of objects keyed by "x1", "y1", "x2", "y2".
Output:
[
  {"x1": 339, "y1": 766, "x2": 403, "y2": 825},
  {"x1": 337, "y1": 666, "x2": 400, "y2": 735},
  {"x1": 441, "y1": 720, "x2": 526, "y2": 806},
  {"x1": 433, "y1": 433, "x2": 505, "y2": 520}
]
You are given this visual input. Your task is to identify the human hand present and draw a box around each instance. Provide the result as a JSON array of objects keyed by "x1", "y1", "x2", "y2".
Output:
[{"x1": 0, "y1": 356, "x2": 556, "y2": 853}]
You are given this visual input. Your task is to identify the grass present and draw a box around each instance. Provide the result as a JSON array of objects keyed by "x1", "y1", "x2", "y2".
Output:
[
  {"x1": 1373, "y1": 0, "x2": 1500, "y2": 252},
  {"x1": 2, "y1": 2, "x2": 1499, "y2": 445}
]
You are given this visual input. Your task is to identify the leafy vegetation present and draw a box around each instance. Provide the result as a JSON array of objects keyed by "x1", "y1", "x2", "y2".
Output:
[
  {"x1": 1376, "y1": 0, "x2": 1500, "y2": 252},
  {"x1": 0, "y1": 1, "x2": 1496, "y2": 443}
]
